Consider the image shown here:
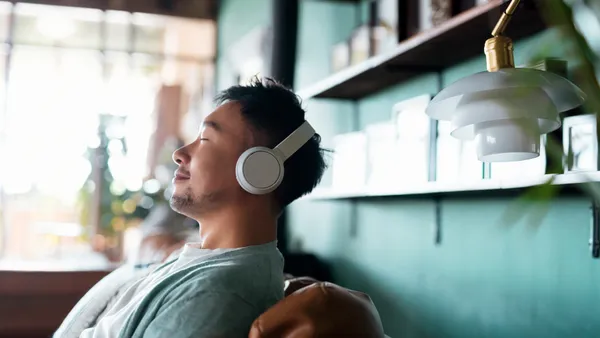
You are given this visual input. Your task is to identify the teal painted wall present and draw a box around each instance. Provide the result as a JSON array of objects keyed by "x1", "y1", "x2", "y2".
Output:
[
  {"x1": 217, "y1": 1, "x2": 600, "y2": 337},
  {"x1": 215, "y1": 0, "x2": 273, "y2": 91}
]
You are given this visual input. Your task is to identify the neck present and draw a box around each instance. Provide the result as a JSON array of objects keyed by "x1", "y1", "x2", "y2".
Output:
[{"x1": 194, "y1": 204, "x2": 278, "y2": 249}]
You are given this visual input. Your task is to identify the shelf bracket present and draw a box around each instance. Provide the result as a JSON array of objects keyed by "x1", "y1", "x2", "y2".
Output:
[
  {"x1": 591, "y1": 200, "x2": 600, "y2": 258},
  {"x1": 434, "y1": 197, "x2": 442, "y2": 246},
  {"x1": 349, "y1": 199, "x2": 358, "y2": 238},
  {"x1": 428, "y1": 70, "x2": 443, "y2": 183}
]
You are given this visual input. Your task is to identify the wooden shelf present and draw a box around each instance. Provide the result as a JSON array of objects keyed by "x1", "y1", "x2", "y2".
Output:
[
  {"x1": 303, "y1": 173, "x2": 600, "y2": 200},
  {"x1": 297, "y1": 0, "x2": 546, "y2": 100}
]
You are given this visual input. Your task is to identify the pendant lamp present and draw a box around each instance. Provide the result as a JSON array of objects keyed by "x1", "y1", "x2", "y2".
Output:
[{"x1": 425, "y1": 0, "x2": 586, "y2": 162}]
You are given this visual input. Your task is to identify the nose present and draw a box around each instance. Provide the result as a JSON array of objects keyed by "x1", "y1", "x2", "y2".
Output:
[{"x1": 172, "y1": 144, "x2": 191, "y2": 166}]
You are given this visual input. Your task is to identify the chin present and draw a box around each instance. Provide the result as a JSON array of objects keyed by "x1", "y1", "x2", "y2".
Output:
[{"x1": 169, "y1": 194, "x2": 194, "y2": 213}]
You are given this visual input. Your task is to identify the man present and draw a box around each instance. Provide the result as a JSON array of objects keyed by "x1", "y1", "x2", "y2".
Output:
[{"x1": 55, "y1": 77, "x2": 327, "y2": 338}]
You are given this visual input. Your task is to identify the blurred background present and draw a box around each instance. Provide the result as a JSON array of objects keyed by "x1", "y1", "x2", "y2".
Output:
[{"x1": 0, "y1": 1, "x2": 216, "y2": 269}]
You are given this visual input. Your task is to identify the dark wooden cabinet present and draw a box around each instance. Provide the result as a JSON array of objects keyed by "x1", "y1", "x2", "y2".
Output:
[{"x1": 0, "y1": 270, "x2": 110, "y2": 338}]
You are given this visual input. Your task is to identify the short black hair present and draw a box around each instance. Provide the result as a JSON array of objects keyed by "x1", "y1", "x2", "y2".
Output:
[{"x1": 215, "y1": 77, "x2": 327, "y2": 208}]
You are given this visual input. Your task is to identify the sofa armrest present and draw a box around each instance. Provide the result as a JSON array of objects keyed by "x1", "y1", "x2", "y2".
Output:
[{"x1": 249, "y1": 281, "x2": 385, "y2": 338}]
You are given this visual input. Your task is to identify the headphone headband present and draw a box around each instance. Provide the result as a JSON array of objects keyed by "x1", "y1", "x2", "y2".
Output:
[{"x1": 273, "y1": 120, "x2": 315, "y2": 161}]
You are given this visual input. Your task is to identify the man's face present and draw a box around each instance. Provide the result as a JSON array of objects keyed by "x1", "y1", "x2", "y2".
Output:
[{"x1": 170, "y1": 101, "x2": 253, "y2": 217}]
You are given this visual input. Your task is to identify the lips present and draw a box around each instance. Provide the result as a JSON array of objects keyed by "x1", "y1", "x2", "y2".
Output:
[{"x1": 174, "y1": 170, "x2": 191, "y2": 181}]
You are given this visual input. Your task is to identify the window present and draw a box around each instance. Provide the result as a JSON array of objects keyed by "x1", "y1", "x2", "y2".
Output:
[
  {"x1": 0, "y1": 2, "x2": 10, "y2": 42},
  {"x1": 0, "y1": 40, "x2": 7, "y2": 259},
  {"x1": 0, "y1": 2, "x2": 215, "y2": 269},
  {"x1": 105, "y1": 11, "x2": 131, "y2": 51},
  {"x1": 132, "y1": 13, "x2": 215, "y2": 58},
  {"x1": 13, "y1": 3, "x2": 103, "y2": 48}
]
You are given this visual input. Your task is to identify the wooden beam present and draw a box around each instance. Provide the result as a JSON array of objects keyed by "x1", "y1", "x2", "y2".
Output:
[{"x1": 0, "y1": 270, "x2": 110, "y2": 337}]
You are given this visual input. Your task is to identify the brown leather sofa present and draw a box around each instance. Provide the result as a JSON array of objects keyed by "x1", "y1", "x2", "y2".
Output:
[{"x1": 249, "y1": 276, "x2": 386, "y2": 338}]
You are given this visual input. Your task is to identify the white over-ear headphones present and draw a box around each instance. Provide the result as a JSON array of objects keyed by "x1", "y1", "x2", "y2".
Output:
[{"x1": 235, "y1": 120, "x2": 316, "y2": 195}]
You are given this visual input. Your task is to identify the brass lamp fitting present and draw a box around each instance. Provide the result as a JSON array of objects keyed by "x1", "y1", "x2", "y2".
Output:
[
  {"x1": 485, "y1": 36, "x2": 515, "y2": 71},
  {"x1": 485, "y1": 0, "x2": 520, "y2": 72}
]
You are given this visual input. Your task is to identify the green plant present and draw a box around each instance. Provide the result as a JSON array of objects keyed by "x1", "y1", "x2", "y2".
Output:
[{"x1": 501, "y1": 0, "x2": 600, "y2": 228}]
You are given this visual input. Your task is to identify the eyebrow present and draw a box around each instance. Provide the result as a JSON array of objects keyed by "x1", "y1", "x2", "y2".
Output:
[{"x1": 201, "y1": 121, "x2": 221, "y2": 132}]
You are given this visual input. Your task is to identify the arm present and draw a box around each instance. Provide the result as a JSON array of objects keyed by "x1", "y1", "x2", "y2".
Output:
[
  {"x1": 55, "y1": 265, "x2": 150, "y2": 338},
  {"x1": 142, "y1": 291, "x2": 261, "y2": 338}
]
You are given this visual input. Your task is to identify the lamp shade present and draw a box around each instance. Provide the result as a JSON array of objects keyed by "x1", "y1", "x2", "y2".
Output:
[{"x1": 426, "y1": 68, "x2": 586, "y2": 162}]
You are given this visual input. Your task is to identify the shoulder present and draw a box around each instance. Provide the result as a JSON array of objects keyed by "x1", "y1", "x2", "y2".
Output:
[
  {"x1": 167, "y1": 246, "x2": 283, "y2": 311},
  {"x1": 175, "y1": 247, "x2": 284, "y2": 297}
]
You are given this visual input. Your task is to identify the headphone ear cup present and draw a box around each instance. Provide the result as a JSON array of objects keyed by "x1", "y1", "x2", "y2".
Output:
[{"x1": 236, "y1": 147, "x2": 285, "y2": 195}]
